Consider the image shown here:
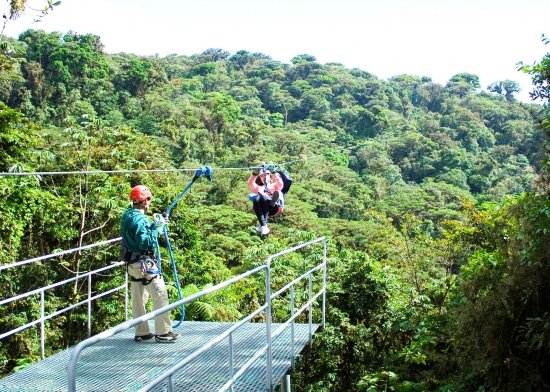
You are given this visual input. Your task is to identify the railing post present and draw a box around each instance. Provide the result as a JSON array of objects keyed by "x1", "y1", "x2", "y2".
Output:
[
  {"x1": 280, "y1": 374, "x2": 291, "y2": 392},
  {"x1": 40, "y1": 290, "x2": 45, "y2": 360},
  {"x1": 125, "y1": 270, "x2": 128, "y2": 320},
  {"x1": 229, "y1": 332, "x2": 234, "y2": 392},
  {"x1": 308, "y1": 274, "x2": 312, "y2": 347},
  {"x1": 322, "y1": 238, "x2": 327, "y2": 329},
  {"x1": 87, "y1": 274, "x2": 92, "y2": 337},
  {"x1": 167, "y1": 375, "x2": 174, "y2": 392},
  {"x1": 290, "y1": 284, "x2": 295, "y2": 371},
  {"x1": 265, "y1": 256, "x2": 273, "y2": 392}
]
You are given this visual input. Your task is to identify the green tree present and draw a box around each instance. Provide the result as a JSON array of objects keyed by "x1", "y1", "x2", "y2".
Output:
[
  {"x1": 445, "y1": 73, "x2": 480, "y2": 98},
  {"x1": 488, "y1": 79, "x2": 520, "y2": 101},
  {"x1": 519, "y1": 35, "x2": 550, "y2": 102},
  {"x1": 0, "y1": 102, "x2": 36, "y2": 170}
]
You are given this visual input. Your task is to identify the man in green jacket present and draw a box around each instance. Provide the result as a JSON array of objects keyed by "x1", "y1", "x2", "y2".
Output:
[{"x1": 120, "y1": 185, "x2": 180, "y2": 343}]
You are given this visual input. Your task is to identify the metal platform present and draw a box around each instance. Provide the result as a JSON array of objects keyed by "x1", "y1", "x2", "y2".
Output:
[
  {"x1": 1, "y1": 238, "x2": 327, "y2": 391},
  {"x1": 0, "y1": 321, "x2": 318, "y2": 391}
]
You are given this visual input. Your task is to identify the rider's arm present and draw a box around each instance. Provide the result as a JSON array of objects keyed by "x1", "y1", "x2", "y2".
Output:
[
  {"x1": 248, "y1": 175, "x2": 261, "y2": 193},
  {"x1": 269, "y1": 173, "x2": 284, "y2": 192}
]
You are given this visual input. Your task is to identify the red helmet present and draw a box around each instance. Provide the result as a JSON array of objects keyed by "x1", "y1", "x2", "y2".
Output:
[{"x1": 129, "y1": 185, "x2": 152, "y2": 203}]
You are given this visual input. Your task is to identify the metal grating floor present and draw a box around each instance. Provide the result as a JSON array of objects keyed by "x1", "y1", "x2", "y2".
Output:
[{"x1": 0, "y1": 321, "x2": 318, "y2": 391}]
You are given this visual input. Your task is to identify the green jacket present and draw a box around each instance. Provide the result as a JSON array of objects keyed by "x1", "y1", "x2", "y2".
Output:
[{"x1": 120, "y1": 208, "x2": 159, "y2": 254}]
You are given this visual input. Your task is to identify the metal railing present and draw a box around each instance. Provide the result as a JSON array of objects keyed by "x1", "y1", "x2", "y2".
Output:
[
  {"x1": 0, "y1": 238, "x2": 128, "y2": 359},
  {"x1": 0, "y1": 237, "x2": 122, "y2": 272},
  {"x1": 67, "y1": 236, "x2": 327, "y2": 392}
]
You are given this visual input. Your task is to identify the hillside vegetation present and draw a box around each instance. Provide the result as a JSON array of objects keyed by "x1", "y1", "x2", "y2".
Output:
[{"x1": 1, "y1": 30, "x2": 549, "y2": 391}]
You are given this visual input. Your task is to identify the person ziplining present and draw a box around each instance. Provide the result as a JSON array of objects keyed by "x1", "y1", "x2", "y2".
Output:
[{"x1": 247, "y1": 162, "x2": 292, "y2": 237}]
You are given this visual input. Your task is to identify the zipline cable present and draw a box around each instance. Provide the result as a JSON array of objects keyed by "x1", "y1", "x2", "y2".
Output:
[
  {"x1": 0, "y1": 168, "x2": 198, "y2": 177},
  {"x1": 0, "y1": 165, "x2": 262, "y2": 177},
  {"x1": 0, "y1": 141, "x2": 371, "y2": 177}
]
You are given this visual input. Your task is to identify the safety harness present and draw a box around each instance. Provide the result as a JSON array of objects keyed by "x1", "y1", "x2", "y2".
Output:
[
  {"x1": 120, "y1": 238, "x2": 160, "y2": 286},
  {"x1": 259, "y1": 166, "x2": 271, "y2": 194}
]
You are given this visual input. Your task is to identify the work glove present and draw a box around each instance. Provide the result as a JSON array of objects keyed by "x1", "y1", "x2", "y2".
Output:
[
  {"x1": 266, "y1": 162, "x2": 278, "y2": 173},
  {"x1": 153, "y1": 213, "x2": 167, "y2": 233},
  {"x1": 252, "y1": 164, "x2": 265, "y2": 175}
]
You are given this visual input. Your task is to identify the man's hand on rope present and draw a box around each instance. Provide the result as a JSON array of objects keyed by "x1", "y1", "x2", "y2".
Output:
[{"x1": 153, "y1": 213, "x2": 168, "y2": 233}]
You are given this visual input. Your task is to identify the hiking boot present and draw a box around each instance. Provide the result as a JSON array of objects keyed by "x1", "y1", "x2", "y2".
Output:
[
  {"x1": 134, "y1": 333, "x2": 155, "y2": 342},
  {"x1": 255, "y1": 225, "x2": 261, "y2": 233},
  {"x1": 260, "y1": 226, "x2": 270, "y2": 236},
  {"x1": 155, "y1": 331, "x2": 180, "y2": 342}
]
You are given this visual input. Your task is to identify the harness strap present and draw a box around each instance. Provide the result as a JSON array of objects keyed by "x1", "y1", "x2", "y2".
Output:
[
  {"x1": 125, "y1": 254, "x2": 142, "y2": 264},
  {"x1": 129, "y1": 275, "x2": 157, "y2": 285},
  {"x1": 123, "y1": 245, "x2": 160, "y2": 285},
  {"x1": 121, "y1": 244, "x2": 154, "y2": 263}
]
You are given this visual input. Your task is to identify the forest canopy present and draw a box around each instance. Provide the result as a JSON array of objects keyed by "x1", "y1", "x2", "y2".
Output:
[{"x1": 0, "y1": 28, "x2": 549, "y2": 391}]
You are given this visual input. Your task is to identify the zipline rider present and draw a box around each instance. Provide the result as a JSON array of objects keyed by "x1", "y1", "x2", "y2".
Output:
[{"x1": 119, "y1": 185, "x2": 180, "y2": 343}]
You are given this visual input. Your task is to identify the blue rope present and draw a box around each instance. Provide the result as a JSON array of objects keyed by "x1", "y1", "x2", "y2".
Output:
[
  {"x1": 162, "y1": 166, "x2": 212, "y2": 327},
  {"x1": 163, "y1": 227, "x2": 183, "y2": 326}
]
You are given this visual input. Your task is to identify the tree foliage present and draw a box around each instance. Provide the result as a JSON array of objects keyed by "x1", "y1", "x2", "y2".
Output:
[{"x1": 0, "y1": 29, "x2": 549, "y2": 392}]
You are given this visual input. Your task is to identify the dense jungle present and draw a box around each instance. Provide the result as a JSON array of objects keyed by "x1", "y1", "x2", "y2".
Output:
[{"x1": 1, "y1": 23, "x2": 549, "y2": 391}]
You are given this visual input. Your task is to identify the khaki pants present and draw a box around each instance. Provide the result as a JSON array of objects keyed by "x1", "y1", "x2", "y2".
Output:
[{"x1": 127, "y1": 262, "x2": 172, "y2": 336}]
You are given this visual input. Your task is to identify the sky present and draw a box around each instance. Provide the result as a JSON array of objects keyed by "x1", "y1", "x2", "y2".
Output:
[{"x1": 3, "y1": 0, "x2": 549, "y2": 103}]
